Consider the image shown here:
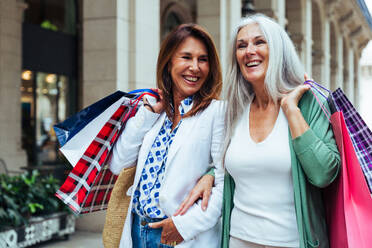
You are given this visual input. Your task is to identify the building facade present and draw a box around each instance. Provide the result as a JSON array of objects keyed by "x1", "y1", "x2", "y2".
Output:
[
  {"x1": 360, "y1": 41, "x2": 372, "y2": 128},
  {"x1": 0, "y1": 0, "x2": 371, "y2": 232}
]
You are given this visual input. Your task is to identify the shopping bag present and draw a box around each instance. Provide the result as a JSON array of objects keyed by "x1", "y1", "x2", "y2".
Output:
[
  {"x1": 326, "y1": 111, "x2": 372, "y2": 248},
  {"x1": 305, "y1": 81, "x2": 372, "y2": 195},
  {"x1": 54, "y1": 89, "x2": 158, "y2": 214},
  {"x1": 102, "y1": 166, "x2": 136, "y2": 248},
  {"x1": 306, "y1": 81, "x2": 372, "y2": 248},
  {"x1": 54, "y1": 91, "x2": 135, "y2": 147},
  {"x1": 332, "y1": 88, "x2": 372, "y2": 195}
]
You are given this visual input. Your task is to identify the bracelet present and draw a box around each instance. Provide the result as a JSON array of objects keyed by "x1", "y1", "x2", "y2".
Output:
[{"x1": 143, "y1": 103, "x2": 155, "y2": 113}]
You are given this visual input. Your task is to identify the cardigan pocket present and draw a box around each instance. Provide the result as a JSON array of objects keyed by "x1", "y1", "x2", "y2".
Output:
[{"x1": 307, "y1": 239, "x2": 319, "y2": 248}]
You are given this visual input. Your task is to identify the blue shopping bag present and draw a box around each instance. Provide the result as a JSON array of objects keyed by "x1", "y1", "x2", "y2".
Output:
[
  {"x1": 54, "y1": 89, "x2": 158, "y2": 167},
  {"x1": 54, "y1": 91, "x2": 135, "y2": 147}
]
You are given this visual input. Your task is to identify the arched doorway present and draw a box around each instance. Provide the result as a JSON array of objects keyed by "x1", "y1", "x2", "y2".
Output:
[{"x1": 160, "y1": 1, "x2": 195, "y2": 40}]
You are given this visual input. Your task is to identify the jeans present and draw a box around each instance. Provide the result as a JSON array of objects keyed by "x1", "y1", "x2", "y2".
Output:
[{"x1": 132, "y1": 212, "x2": 173, "y2": 248}]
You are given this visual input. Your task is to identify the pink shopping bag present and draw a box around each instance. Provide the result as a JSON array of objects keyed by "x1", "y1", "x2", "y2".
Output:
[
  {"x1": 324, "y1": 110, "x2": 372, "y2": 248},
  {"x1": 305, "y1": 81, "x2": 372, "y2": 247}
]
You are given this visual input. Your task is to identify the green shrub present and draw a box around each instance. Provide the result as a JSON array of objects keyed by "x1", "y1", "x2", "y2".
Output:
[{"x1": 0, "y1": 170, "x2": 68, "y2": 231}]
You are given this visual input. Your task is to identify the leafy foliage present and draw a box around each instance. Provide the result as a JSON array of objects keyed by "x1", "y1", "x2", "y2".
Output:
[{"x1": 0, "y1": 170, "x2": 68, "y2": 231}]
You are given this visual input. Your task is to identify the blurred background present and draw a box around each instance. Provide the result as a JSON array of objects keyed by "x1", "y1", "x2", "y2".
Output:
[{"x1": 0, "y1": 0, "x2": 371, "y2": 246}]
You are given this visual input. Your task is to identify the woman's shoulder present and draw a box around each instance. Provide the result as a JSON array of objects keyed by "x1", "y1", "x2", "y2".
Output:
[
  {"x1": 298, "y1": 89, "x2": 331, "y2": 126},
  {"x1": 209, "y1": 99, "x2": 227, "y2": 109},
  {"x1": 299, "y1": 89, "x2": 329, "y2": 112},
  {"x1": 205, "y1": 99, "x2": 226, "y2": 115}
]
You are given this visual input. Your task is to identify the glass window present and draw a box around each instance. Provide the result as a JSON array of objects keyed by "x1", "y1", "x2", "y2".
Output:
[
  {"x1": 23, "y1": 0, "x2": 76, "y2": 35},
  {"x1": 21, "y1": 70, "x2": 70, "y2": 165}
]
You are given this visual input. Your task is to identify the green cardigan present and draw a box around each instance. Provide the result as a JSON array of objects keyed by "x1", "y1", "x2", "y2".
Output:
[{"x1": 221, "y1": 91, "x2": 340, "y2": 248}]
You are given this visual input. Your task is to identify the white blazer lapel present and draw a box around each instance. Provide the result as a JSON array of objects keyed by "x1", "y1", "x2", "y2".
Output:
[
  {"x1": 134, "y1": 112, "x2": 166, "y2": 184},
  {"x1": 166, "y1": 115, "x2": 198, "y2": 168}
]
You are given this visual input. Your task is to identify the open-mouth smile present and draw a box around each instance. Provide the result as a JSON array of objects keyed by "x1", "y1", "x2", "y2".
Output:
[
  {"x1": 183, "y1": 75, "x2": 200, "y2": 83},
  {"x1": 245, "y1": 60, "x2": 262, "y2": 67}
]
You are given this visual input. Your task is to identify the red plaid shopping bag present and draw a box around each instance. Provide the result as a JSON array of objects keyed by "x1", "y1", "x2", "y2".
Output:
[
  {"x1": 55, "y1": 90, "x2": 158, "y2": 214},
  {"x1": 55, "y1": 102, "x2": 135, "y2": 214}
]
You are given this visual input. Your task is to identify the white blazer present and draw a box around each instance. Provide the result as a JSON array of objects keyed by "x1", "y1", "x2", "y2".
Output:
[{"x1": 110, "y1": 100, "x2": 225, "y2": 248}]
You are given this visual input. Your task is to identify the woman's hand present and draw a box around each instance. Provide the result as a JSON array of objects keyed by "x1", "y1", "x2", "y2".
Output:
[
  {"x1": 280, "y1": 84, "x2": 311, "y2": 139},
  {"x1": 149, "y1": 218, "x2": 184, "y2": 246},
  {"x1": 174, "y1": 174, "x2": 214, "y2": 216},
  {"x1": 143, "y1": 88, "x2": 165, "y2": 113},
  {"x1": 280, "y1": 84, "x2": 310, "y2": 113}
]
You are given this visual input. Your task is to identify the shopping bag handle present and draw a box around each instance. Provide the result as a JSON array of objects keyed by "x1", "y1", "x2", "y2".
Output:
[
  {"x1": 304, "y1": 80, "x2": 332, "y2": 122},
  {"x1": 128, "y1": 89, "x2": 160, "y2": 111},
  {"x1": 128, "y1": 89, "x2": 159, "y2": 100}
]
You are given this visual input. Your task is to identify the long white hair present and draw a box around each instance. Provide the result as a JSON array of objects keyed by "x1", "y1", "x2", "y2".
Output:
[{"x1": 223, "y1": 13, "x2": 305, "y2": 161}]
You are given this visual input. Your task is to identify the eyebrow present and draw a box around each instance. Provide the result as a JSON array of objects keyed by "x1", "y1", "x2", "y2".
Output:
[
  {"x1": 178, "y1": 51, "x2": 208, "y2": 57},
  {"x1": 237, "y1": 35, "x2": 265, "y2": 42}
]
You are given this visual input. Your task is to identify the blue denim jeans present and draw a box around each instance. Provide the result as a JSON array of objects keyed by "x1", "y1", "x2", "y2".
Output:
[{"x1": 132, "y1": 212, "x2": 173, "y2": 248}]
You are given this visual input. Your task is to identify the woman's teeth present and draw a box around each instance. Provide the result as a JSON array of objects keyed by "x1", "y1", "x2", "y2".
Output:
[
  {"x1": 246, "y1": 61, "x2": 260, "y2": 67},
  {"x1": 184, "y1": 76, "x2": 198, "y2": 82}
]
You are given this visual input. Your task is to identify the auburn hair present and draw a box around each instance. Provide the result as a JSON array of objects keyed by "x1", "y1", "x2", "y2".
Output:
[{"x1": 156, "y1": 23, "x2": 222, "y2": 118}]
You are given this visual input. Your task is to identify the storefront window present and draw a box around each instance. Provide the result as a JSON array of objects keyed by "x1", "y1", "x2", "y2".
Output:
[
  {"x1": 23, "y1": 0, "x2": 76, "y2": 35},
  {"x1": 21, "y1": 70, "x2": 69, "y2": 165}
]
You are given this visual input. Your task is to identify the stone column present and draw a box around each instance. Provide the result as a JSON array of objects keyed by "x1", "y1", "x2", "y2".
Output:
[
  {"x1": 330, "y1": 59, "x2": 338, "y2": 91},
  {"x1": 83, "y1": 0, "x2": 159, "y2": 107},
  {"x1": 124, "y1": 0, "x2": 160, "y2": 90},
  {"x1": 346, "y1": 49, "x2": 354, "y2": 103},
  {"x1": 304, "y1": 0, "x2": 312, "y2": 75},
  {"x1": 354, "y1": 60, "x2": 360, "y2": 110},
  {"x1": 311, "y1": 1, "x2": 325, "y2": 84},
  {"x1": 323, "y1": 19, "x2": 331, "y2": 89},
  {"x1": 0, "y1": 0, "x2": 27, "y2": 171},
  {"x1": 336, "y1": 36, "x2": 344, "y2": 89},
  {"x1": 312, "y1": 51, "x2": 324, "y2": 84},
  {"x1": 255, "y1": 0, "x2": 286, "y2": 28},
  {"x1": 220, "y1": 0, "x2": 241, "y2": 75},
  {"x1": 79, "y1": 0, "x2": 159, "y2": 232},
  {"x1": 197, "y1": 0, "x2": 241, "y2": 75},
  {"x1": 286, "y1": 0, "x2": 306, "y2": 65},
  {"x1": 343, "y1": 60, "x2": 349, "y2": 97},
  {"x1": 275, "y1": 0, "x2": 286, "y2": 28},
  {"x1": 197, "y1": 0, "x2": 222, "y2": 53}
]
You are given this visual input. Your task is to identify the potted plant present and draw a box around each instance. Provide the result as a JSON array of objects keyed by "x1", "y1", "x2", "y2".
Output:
[{"x1": 0, "y1": 170, "x2": 76, "y2": 248}]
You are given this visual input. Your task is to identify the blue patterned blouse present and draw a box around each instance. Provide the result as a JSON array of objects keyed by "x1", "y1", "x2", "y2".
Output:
[{"x1": 132, "y1": 96, "x2": 193, "y2": 218}]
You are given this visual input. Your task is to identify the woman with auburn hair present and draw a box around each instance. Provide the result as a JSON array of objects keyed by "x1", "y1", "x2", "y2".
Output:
[
  {"x1": 176, "y1": 14, "x2": 340, "y2": 248},
  {"x1": 110, "y1": 23, "x2": 225, "y2": 248}
]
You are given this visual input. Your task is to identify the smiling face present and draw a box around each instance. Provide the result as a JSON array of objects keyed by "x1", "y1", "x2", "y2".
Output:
[
  {"x1": 236, "y1": 23, "x2": 269, "y2": 87},
  {"x1": 170, "y1": 36, "x2": 210, "y2": 103}
]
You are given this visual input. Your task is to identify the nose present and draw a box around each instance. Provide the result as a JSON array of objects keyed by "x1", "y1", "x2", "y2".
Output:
[
  {"x1": 189, "y1": 58, "x2": 200, "y2": 72},
  {"x1": 245, "y1": 43, "x2": 256, "y2": 55}
]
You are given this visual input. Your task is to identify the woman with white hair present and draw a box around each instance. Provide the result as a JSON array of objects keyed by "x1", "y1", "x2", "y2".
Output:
[{"x1": 176, "y1": 14, "x2": 340, "y2": 248}]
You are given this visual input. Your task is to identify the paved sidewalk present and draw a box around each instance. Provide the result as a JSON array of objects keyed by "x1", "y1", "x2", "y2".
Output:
[{"x1": 31, "y1": 231, "x2": 104, "y2": 248}]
